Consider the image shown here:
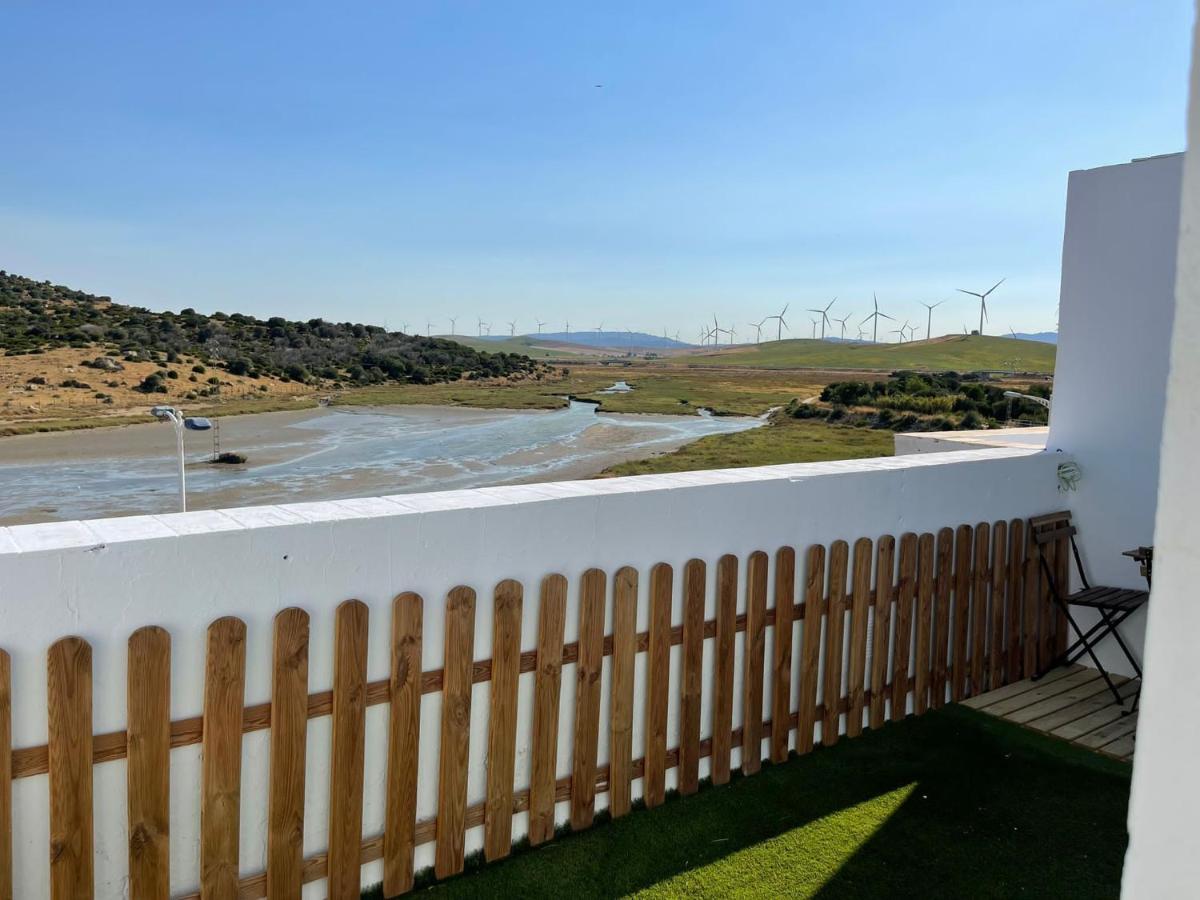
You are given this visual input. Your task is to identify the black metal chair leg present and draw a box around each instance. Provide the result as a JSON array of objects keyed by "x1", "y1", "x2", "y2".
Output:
[
  {"x1": 1097, "y1": 608, "x2": 1144, "y2": 680},
  {"x1": 1058, "y1": 600, "x2": 1125, "y2": 706}
]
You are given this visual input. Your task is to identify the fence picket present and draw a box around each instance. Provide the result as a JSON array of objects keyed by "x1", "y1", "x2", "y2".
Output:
[
  {"x1": 769, "y1": 548, "x2": 796, "y2": 763},
  {"x1": 609, "y1": 567, "x2": 637, "y2": 818},
  {"x1": 970, "y1": 523, "x2": 991, "y2": 697},
  {"x1": 484, "y1": 580, "x2": 523, "y2": 862},
  {"x1": 679, "y1": 559, "x2": 706, "y2": 793},
  {"x1": 200, "y1": 617, "x2": 245, "y2": 900},
  {"x1": 952, "y1": 525, "x2": 974, "y2": 702},
  {"x1": 0, "y1": 650, "x2": 9, "y2": 900},
  {"x1": 989, "y1": 521, "x2": 1009, "y2": 689},
  {"x1": 328, "y1": 601, "x2": 369, "y2": 899},
  {"x1": 931, "y1": 527, "x2": 954, "y2": 709},
  {"x1": 846, "y1": 537, "x2": 873, "y2": 738},
  {"x1": 48, "y1": 636, "x2": 94, "y2": 900},
  {"x1": 891, "y1": 534, "x2": 917, "y2": 720},
  {"x1": 1007, "y1": 519, "x2": 1026, "y2": 681},
  {"x1": 869, "y1": 535, "x2": 895, "y2": 728},
  {"x1": 1024, "y1": 522, "x2": 1040, "y2": 677},
  {"x1": 528, "y1": 575, "x2": 566, "y2": 845},
  {"x1": 742, "y1": 551, "x2": 768, "y2": 774},
  {"x1": 822, "y1": 541, "x2": 849, "y2": 746},
  {"x1": 913, "y1": 533, "x2": 935, "y2": 715},
  {"x1": 128, "y1": 626, "x2": 171, "y2": 900},
  {"x1": 384, "y1": 593, "x2": 422, "y2": 895},
  {"x1": 796, "y1": 545, "x2": 825, "y2": 753},
  {"x1": 266, "y1": 609, "x2": 309, "y2": 899},
  {"x1": 644, "y1": 563, "x2": 673, "y2": 806},
  {"x1": 435, "y1": 587, "x2": 476, "y2": 879},
  {"x1": 570, "y1": 568, "x2": 606, "y2": 828},
  {"x1": 711, "y1": 555, "x2": 738, "y2": 785}
]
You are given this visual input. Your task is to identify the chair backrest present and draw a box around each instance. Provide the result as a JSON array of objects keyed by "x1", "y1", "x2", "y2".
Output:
[{"x1": 1029, "y1": 510, "x2": 1077, "y2": 546}]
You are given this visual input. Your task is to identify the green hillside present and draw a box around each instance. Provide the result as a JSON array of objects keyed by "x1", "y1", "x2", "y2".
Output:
[{"x1": 684, "y1": 334, "x2": 1055, "y2": 373}]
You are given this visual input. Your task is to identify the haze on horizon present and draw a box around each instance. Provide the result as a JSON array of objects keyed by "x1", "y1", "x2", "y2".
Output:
[{"x1": 0, "y1": 1, "x2": 1192, "y2": 337}]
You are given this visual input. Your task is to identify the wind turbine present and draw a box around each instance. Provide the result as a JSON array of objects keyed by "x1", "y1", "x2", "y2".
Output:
[
  {"x1": 766, "y1": 303, "x2": 789, "y2": 341},
  {"x1": 856, "y1": 327, "x2": 868, "y2": 342},
  {"x1": 426, "y1": 321, "x2": 433, "y2": 337},
  {"x1": 748, "y1": 319, "x2": 765, "y2": 343},
  {"x1": 400, "y1": 321, "x2": 409, "y2": 334},
  {"x1": 594, "y1": 322, "x2": 604, "y2": 344},
  {"x1": 956, "y1": 278, "x2": 1005, "y2": 335},
  {"x1": 903, "y1": 322, "x2": 917, "y2": 342},
  {"x1": 448, "y1": 316, "x2": 457, "y2": 335},
  {"x1": 807, "y1": 297, "x2": 837, "y2": 340},
  {"x1": 891, "y1": 322, "x2": 908, "y2": 344},
  {"x1": 861, "y1": 293, "x2": 894, "y2": 344},
  {"x1": 507, "y1": 321, "x2": 517, "y2": 337},
  {"x1": 920, "y1": 299, "x2": 946, "y2": 341},
  {"x1": 477, "y1": 317, "x2": 485, "y2": 336},
  {"x1": 726, "y1": 325, "x2": 737, "y2": 345},
  {"x1": 810, "y1": 317, "x2": 820, "y2": 340},
  {"x1": 564, "y1": 320, "x2": 570, "y2": 337},
  {"x1": 834, "y1": 312, "x2": 854, "y2": 341},
  {"x1": 536, "y1": 319, "x2": 546, "y2": 334}
]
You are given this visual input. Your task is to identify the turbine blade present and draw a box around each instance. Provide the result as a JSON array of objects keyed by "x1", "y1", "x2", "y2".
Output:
[{"x1": 985, "y1": 278, "x2": 1005, "y2": 296}]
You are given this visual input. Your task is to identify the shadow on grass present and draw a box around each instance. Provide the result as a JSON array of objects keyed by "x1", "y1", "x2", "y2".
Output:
[{"x1": 365, "y1": 706, "x2": 1130, "y2": 899}]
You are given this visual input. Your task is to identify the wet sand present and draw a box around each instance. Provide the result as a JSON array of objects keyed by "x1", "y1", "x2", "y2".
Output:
[{"x1": 0, "y1": 401, "x2": 761, "y2": 525}]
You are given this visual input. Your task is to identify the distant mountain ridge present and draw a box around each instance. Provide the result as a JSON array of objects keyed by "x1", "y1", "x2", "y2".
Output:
[
  {"x1": 479, "y1": 330, "x2": 693, "y2": 349},
  {"x1": 1010, "y1": 332, "x2": 1057, "y2": 344}
]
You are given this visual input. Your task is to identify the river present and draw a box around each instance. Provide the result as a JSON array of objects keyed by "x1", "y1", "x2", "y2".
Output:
[{"x1": 0, "y1": 400, "x2": 762, "y2": 525}]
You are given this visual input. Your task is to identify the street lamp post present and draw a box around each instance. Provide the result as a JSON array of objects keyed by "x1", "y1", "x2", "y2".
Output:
[{"x1": 151, "y1": 406, "x2": 213, "y2": 512}]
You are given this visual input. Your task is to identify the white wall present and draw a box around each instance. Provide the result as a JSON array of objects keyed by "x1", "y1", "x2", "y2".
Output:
[
  {"x1": 1046, "y1": 151, "x2": 1184, "y2": 676},
  {"x1": 1123, "y1": 4, "x2": 1200, "y2": 895},
  {"x1": 0, "y1": 447, "x2": 1062, "y2": 898}
]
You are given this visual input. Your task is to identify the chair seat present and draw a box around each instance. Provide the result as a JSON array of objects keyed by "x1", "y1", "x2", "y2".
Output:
[{"x1": 1066, "y1": 586, "x2": 1149, "y2": 612}]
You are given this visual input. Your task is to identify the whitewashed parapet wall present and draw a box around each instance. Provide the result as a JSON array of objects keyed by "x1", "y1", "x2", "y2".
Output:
[{"x1": 0, "y1": 447, "x2": 1061, "y2": 898}]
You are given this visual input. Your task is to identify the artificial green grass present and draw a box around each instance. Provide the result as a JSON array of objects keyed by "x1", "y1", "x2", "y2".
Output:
[{"x1": 365, "y1": 706, "x2": 1129, "y2": 899}]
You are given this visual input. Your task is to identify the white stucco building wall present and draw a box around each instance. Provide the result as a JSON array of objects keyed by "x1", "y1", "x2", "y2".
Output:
[
  {"x1": 1045, "y1": 151, "x2": 1185, "y2": 676},
  {"x1": 1123, "y1": 3, "x2": 1200, "y2": 895},
  {"x1": 0, "y1": 448, "x2": 1062, "y2": 898}
]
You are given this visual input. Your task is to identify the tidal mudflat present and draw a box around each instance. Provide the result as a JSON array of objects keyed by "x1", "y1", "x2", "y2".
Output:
[{"x1": 0, "y1": 400, "x2": 761, "y2": 525}]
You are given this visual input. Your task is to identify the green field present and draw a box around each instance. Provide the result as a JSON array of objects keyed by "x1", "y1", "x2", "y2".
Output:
[
  {"x1": 684, "y1": 334, "x2": 1055, "y2": 373},
  {"x1": 335, "y1": 367, "x2": 827, "y2": 417},
  {"x1": 435, "y1": 334, "x2": 591, "y2": 359},
  {"x1": 368, "y1": 706, "x2": 1128, "y2": 899},
  {"x1": 599, "y1": 417, "x2": 894, "y2": 476}
]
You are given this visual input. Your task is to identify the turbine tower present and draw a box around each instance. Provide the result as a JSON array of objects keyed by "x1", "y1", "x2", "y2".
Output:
[
  {"x1": 766, "y1": 303, "x2": 789, "y2": 341},
  {"x1": 508, "y1": 321, "x2": 517, "y2": 337},
  {"x1": 536, "y1": 319, "x2": 546, "y2": 334},
  {"x1": 861, "y1": 293, "x2": 894, "y2": 344},
  {"x1": 920, "y1": 299, "x2": 946, "y2": 341},
  {"x1": 834, "y1": 312, "x2": 854, "y2": 341},
  {"x1": 956, "y1": 278, "x2": 1005, "y2": 335},
  {"x1": 810, "y1": 317, "x2": 819, "y2": 340},
  {"x1": 807, "y1": 297, "x2": 837, "y2": 340},
  {"x1": 449, "y1": 316, "x2": 457, "y2": 335},
  {"x1": 749, "y1": 319, "x2": 765, "y2": 343},
  {"x1": 477, "y1": 317, "x2": 485, "y2": 336}
]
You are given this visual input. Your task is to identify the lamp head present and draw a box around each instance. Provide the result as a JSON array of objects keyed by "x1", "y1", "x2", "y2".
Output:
[{"x1": 150, "y1": 405, "x2": 178, "y2": 421}]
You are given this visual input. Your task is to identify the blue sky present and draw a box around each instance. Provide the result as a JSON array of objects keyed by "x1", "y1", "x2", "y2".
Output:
[{"x1": 1, "y1": 1, "x2": 1193, "y2": 338}]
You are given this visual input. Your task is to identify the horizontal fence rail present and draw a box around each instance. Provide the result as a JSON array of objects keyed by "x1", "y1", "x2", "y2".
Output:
[{"x1": 0, "y1": 517, "x2": 1070, "y2": 899}]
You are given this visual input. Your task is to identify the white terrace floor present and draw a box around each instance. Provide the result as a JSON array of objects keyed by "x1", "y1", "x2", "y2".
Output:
[{"x1": 963, "y1": 663, "x2": 1138, "y2": 761}]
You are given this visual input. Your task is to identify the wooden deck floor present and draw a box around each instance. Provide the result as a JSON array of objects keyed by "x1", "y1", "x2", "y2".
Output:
[{"x1": 963, "y1": 664, "x2": 1138, "y2": 761}]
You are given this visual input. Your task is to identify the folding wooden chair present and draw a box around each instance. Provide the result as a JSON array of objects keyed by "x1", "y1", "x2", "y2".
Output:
[{"x1": 1028, "y1": 511, "x2": 1149, "y2": 711}]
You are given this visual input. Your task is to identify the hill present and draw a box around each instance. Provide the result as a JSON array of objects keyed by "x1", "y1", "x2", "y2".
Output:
[
  {"x1": 0, "y1": 271, "x2": 543, "y2": 385},
  {"x1": 680, "y1": 334, "x2": 1055, "y2": 373},
  {"x1": 1011, "y1": 332, "x2": 1058, "y2": 344}
]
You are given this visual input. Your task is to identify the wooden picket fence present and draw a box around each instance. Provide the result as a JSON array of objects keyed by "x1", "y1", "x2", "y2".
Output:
[{"x1": 0, "y1": 517, "x2": 1070, "y2": 899}]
